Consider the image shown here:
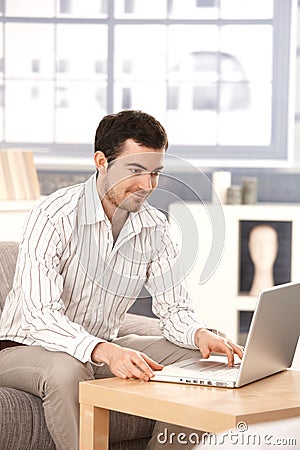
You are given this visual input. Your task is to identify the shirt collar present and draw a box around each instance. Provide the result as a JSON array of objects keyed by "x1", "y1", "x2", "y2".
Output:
[{"x1": 79, "y1": 172, "x2": 105, "y2": 225}]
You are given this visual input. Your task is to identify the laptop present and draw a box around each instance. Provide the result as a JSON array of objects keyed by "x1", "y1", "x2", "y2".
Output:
[{"x1": 152, "y1": 281, "x2": 300, "y2": 388}]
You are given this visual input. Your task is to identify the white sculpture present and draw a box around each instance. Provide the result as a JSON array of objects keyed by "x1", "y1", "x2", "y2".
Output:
[{"x1": 248, "y1": 224, "x2": 278, "y2": 297}]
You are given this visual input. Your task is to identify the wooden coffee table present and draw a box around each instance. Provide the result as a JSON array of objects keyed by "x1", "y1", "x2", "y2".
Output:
[{"x1": 79, "y1": 370, "x2": 300, "y2": 450}]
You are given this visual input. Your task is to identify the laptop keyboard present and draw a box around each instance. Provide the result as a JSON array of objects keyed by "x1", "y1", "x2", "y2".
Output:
[
  {"x1": 196, "y1": 365, "x2": 240, "y2": 381},
  {"x1": 177, "y1": 358, "x2": 241, "y2": 382}
]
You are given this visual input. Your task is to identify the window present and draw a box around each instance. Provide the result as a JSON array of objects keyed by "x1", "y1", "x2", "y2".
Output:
[{"x1": 0, "y1": 0, "x2": 296, "y2": 164}]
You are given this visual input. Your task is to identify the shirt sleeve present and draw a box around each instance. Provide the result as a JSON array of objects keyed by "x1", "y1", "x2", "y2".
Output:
[
  {"x1": 145, "y1": 219, "x2": 207, "y2": 349},
  {"x1": 16, "y1": 207, "x2": 103, "y2": 363}
]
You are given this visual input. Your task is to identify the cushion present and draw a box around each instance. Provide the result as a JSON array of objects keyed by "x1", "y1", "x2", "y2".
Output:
[
  {"x1": 118, "y1": 313, "x2": 161, "y2": 337},
  {"x1": 0, "y1": 387, "x2": 55, "y2": 450}
]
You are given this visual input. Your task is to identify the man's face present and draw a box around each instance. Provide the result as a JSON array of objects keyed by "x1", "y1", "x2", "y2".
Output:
[{"x1": 99, "y1": 139, "x2": 165, "y2": 214}]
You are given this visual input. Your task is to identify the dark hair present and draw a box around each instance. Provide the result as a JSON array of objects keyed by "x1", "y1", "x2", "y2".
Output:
[{"x1": 94, "y1": 110, "x2": 168, "y2": 163}]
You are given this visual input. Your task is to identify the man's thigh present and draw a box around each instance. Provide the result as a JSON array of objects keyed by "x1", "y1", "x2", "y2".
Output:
[
  {"x1": 93, "y1": 334, "x2": 200, "y2": 379},
  {"x1": 0, "y1": 345, "x2": 93, "y2": 396}
]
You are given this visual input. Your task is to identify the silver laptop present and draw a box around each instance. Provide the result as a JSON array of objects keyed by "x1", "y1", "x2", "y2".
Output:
[{"x1": 152, "y1": 281, "x2": 300, "y2": 388}]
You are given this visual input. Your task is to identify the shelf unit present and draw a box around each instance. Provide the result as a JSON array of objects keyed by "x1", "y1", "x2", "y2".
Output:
[{"x1": 168, "y1": 202, "x2": 300, "y2": 343}]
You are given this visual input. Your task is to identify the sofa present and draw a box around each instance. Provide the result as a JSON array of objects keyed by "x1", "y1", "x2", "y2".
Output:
[{"x1": 0, "y1": 241, "x2": 162, "y2": 450}]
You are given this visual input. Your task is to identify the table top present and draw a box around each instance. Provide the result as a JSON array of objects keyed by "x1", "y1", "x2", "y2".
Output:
[{"x1": 79, "y1": 370, "x2": 300, "y2": 433}]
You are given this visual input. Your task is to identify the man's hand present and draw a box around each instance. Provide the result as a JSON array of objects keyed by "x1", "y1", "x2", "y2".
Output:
[
  {"x1": 195, "y1": 328, "x2": 244, "y2": 366},
  {"x1": 91, "y1": 342, "x2": 164, "y2": 381}
]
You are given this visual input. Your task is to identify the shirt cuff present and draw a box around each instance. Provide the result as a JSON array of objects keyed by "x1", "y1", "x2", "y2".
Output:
[
  {"x1": 68, "y1": 335, "x2": 105, "y2": 363},
  {"x1": 187, "y1": 322, "x2": 207, "y2": 348},
  {"x1": 87, "y1": 339, "x2": 114, "y2": 366}
]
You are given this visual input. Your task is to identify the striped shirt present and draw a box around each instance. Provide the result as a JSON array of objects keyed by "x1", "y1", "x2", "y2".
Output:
[{"x1": 0, "y1": 173, "x2": 205, "y2": 363}]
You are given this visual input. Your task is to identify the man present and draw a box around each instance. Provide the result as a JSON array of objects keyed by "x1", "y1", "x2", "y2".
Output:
[{"x1": 0, "y1": 110, "x2": 243, "y2": 450}]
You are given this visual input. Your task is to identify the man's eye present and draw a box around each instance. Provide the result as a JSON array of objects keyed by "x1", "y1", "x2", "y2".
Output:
[
  {"x1": 129, "y1": 168, "x2": 142, "y2": 174},
  {"x1": 128, "y1": 169, "x2": 162, "y2": 176}
]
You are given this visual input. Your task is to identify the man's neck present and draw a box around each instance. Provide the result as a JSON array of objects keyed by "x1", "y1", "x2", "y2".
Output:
[
  {"x1": 96, "y1": 178, "x2": 129, "y2": 242},
  {"x1": 102, "y1": 200, "x2": 129, "y2": 243},
  {"x1": 112, "y1": 213, "x2": 129, "y2": 242}
]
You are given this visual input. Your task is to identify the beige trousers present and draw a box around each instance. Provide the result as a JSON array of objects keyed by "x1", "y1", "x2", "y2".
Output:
[{"x1": 0, "y1": 334, "x2": 201, "y2": 450}]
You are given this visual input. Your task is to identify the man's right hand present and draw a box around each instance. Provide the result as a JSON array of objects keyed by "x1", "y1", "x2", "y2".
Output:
[{"x1": 91, "y1": 342, "x2": 163, "y2": 382}]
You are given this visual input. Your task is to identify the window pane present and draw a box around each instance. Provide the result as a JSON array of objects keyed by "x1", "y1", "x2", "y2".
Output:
[
  {"x1": 167, "y1": 110, "x2": 217, "y2": 145},
  {"x1": 169, "y1": 0, "x2": 219, "y2": 19},
  {"x1": 219, "y1": 83, "x2": 272, "y2": 145},
  {"x1": 114, "y1": 82, "x2": 166, "y2": 121},
  {"x1": 55, "y1": 81, "x2": 106, "y2": 143},
  {"x1": 56, "y1": 0, "x2": 107, "y2": 17},
  {"x1": 114, "y1": 0, "x2": 167, "y2": 18},
  {"x1": 220, "y1": 81, "x2": 250, "y2": 111},
  {"x1": 5, "y1": 81, "x2": 54, "y2": 142},
  {"x1": 221, "y1": 0, "x2": 273, "y2": 19},
  {"x1": 167, "y1": 26, "x2": 219, "y2": 145},
  {"x1": 220, "y1": 26, "x2": 273, "y2": 82},
  {"x1": 167, "y1": 26, "x2": 219, "y2": 79},
  {"x1": 6, "y1": 0, "x2": 55, "y2": 17},
  {"x1": 5, "y1": 24, "x2": 55, "y2": 78},
  {"x1": 168, "y1": 82, "x2": 218, "y2": 110},
  {"x1": 165, "y1": 22, "x2": 273, "y2": 147},
  {"x1": 115, "y1": 26, "x2": 167, "y2": 81},
  {"x1": 56, "y1": 25, "x2": 107, "y2": 80}
]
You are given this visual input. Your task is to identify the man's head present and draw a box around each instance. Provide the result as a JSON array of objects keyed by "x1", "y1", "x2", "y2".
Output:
[
  {"x1": 94, "y1": 109, "x2": 168, "y2": 163},
  {"x1": 94, "y1": 110, "x2": 168, "y2": 221}
]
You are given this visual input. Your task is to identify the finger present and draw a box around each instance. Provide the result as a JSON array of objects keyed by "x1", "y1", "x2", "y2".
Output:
[
  {"x1": 130, "y1": 355, "x2": 155, "y2": 379},
  {"x1": 114, "y1": 362, "x2": 149, "y2": 381},
  {"x1": 142, "y1": 354, "x2": 164, "y2": 371},
  {"x1": 113, "y1": 367, "x2": 130, "y2": 379},
  {"x1": 131, "y1": 354, "x2": 164, "y2": 381},
  {"x1": 199, "y1": 345, "x2": 211, "y2": 359},
  {"x1": 130, "y1": 364, "x2": 152, "y2": 381},
  {"x1": 228, "y1": 341, "x2": 244, "y2": 360},
  {"x1": 222, "y1": 342, "x2": 235, "y2": 366}
]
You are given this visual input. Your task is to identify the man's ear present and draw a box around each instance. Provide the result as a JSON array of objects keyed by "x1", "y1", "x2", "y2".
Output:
[{"x1": 94, "y1": 151, "x2": 108, "y2": 173}]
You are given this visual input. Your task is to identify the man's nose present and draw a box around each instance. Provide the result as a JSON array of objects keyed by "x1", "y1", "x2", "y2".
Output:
[{"x1": 137, "y1": 173, "x2": 153, "y2": 191}]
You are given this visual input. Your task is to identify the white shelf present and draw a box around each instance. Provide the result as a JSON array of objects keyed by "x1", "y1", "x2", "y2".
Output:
[
  {"x1": 0, "y1": 198, "x2": 43, "y2": 241},
  {"x1": 0, "y1": 198, "x2": 42, "y2": 211}
]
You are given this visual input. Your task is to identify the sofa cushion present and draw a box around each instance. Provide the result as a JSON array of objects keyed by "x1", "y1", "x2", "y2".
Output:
[
  {"x1": 118, "y1": 313, "x2": 162, "y2": 337},
  {"x1": 0, "y1": 387, "x2": 56, "y2": 450},
  {"x1": 0, "y1": 241, "x2": 18, "y2": 315}
]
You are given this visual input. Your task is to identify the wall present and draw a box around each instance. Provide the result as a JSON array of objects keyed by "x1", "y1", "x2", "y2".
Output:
[{"x1": 38, "y1": 166, "x2": 300, "y2": 204}]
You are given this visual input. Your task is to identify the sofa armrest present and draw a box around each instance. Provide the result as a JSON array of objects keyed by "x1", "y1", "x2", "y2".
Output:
[
  {"x1": 0, "y1": 241, "x2": 19, "y2": 314},
  {"x1": 118, "y1": 313, "x2": 162, "y2": 337}
]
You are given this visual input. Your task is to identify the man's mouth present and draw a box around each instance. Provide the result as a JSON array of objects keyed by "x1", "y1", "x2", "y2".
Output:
[{"x1": 130, "y1": 191, "x2": 149, "y2": 200}]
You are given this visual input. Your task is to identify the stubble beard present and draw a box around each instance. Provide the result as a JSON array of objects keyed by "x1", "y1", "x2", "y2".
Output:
[{"x1": 102, "y1": 179, "x2": 149, "y2": 214}]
